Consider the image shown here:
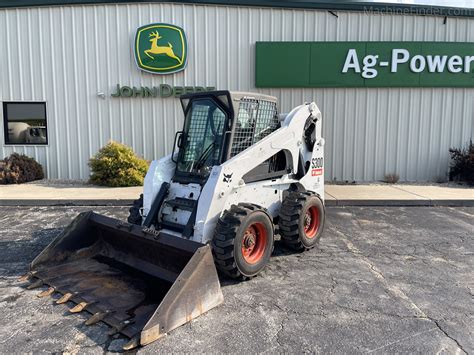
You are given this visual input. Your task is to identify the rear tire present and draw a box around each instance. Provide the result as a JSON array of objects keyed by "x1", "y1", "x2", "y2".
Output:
[
  {"x1": 127, "y1": 194, "x2": 143, "y2": 225},
  {"x1": 279, "y1": 191, "x2": 325, "y2": 251},
  {"x1": 212, "y1": 204, "x2": 274, "y2": 280}
]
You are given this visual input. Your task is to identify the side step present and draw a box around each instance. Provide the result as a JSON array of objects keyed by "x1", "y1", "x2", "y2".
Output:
[
  {"x1": 165, "y1": 197, "x2": 197, "y2": 212},
  {"x1": 161, "y1": 220, "x2": 186, "y2": 233},
  {"x1": 161, "y1": 197, "x2": 198, "y2": 238}
]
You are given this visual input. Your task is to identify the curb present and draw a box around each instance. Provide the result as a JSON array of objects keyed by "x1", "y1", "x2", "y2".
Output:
[
  {"x1": 430, "y1": 199, "x2": 474, "y2": 207},
  {"x1": 325, "y1": 199, "x2": 474, "y2": 207},
  {"x1": 0, "y1": 199, "x2": 135, "y2": 206},
  {"x1": 1, "y1": 199, "x2": 472, "y2": 207}
]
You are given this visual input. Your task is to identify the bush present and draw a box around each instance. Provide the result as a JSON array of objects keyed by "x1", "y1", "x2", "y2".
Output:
[
  {"x1": 384, "y1": 173, "x2": 399, "y2": 184},
  {"x1": 449, "y1": 140, "x2": 473, "y2": 186},
  {"x1": 89, "y1": 141, "x2": 149, "y2": 187},
  {"x1": 0, "y1": 153, "x2": 44, "y2": 184}
]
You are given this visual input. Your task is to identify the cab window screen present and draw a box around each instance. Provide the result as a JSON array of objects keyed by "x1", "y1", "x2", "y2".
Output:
[
  {"x1": 177, "y1": 99, "x2": 227, "y2": 175},
  {"x1": 230, "y1": 98, "x2": 279, "y2": 157},
  {"x1": 3, "y1": 102, "x2": 48, "y2": 145}
]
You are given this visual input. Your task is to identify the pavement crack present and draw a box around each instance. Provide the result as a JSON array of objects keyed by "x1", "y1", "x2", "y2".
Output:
[
  {"x1": 329, "y1": 299, "x2": 467, "y2": 353},
  {"x1": 366, "y1": 327, "x2": 439, "y2": 353},
  {"x1": 331, "y1": 301, "x2": 427, "y2": 321},
  {"x1": 327, "y1": 229, "x2": 468, "y2": 355},
  {"x1": 369, "y1": 264, "x2": 385, "y2": 279},
  {"x1": 330, "y1": 277, "x2": 337, "y2": 295},
  {"x1": 275, "y1": 316, "x2": 285, "y2": 348},
  {"x1": 333, "y1": 228, "x2": 427, "y2": 318},
  {"x1": 429, "y1": 318, "x2": 467, "y2": 354},
  {"x1": 332, "y1": 301, "x2": 361, "y2": 314}
]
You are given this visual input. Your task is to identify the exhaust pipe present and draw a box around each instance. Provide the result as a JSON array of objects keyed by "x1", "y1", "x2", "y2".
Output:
[{"x1": 26, "y1": 211, "x2": 223, "y2": 349}]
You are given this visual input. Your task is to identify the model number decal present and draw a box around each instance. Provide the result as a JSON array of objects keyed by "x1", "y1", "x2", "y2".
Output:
[
  {"x1": 311, "y1": 157, "x2": 323, "y2": 169},
  {"x1": 311, "y1": 157, "x2": 323, "y2": 176}
]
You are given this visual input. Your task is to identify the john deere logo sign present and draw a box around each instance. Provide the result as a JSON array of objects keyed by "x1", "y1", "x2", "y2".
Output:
[{"x1": 134, "y1": 23, "x2": 187, "y2": 74}]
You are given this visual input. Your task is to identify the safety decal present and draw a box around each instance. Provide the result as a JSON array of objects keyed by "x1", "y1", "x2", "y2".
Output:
[
  {"x1": 311, "y1": 157, "x2": 323, "y2": 176},
  {"x1": 311, "y1": 168, "x2": 323, "y2": 176}
]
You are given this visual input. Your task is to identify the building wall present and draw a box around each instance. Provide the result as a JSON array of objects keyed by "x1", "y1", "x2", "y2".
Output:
[{"x1": 0, "y1": 2, "x2": 473, "y2": 181}]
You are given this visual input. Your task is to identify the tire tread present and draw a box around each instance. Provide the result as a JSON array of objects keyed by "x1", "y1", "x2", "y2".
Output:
[
  {"x1": 278, "y1": 191, "x2": 323, "y2": 251},
  {"x1": 212, "y1": 204, "x2": 271, "y2": 280}
]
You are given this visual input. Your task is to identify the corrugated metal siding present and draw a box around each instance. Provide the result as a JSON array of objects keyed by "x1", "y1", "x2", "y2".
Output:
[{"x1": 0, "y1": 3, "x2": 472, "y2": 181}]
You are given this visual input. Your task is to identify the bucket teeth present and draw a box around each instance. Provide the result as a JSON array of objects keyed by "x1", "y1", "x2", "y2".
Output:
[
  {"x1": 27, "y1": 279, "x2": 43, "y2": 290},
  {"x1": 18, "y1": 271, "x2": 35, "y2": 282},
  {"x1": 108, "y1": 328, "x2": 118, "y2": 336},
  {"x1": 37, "y1": 287, "x2": 55, "y2": 298},
  {"x1": 69, "y1": 301, "x2": 88, "y2": 313},
  {"x1": 56, "y1": 292, "x2": 75, "y2": 304},
  {"x1": 85, "y1": 311, "x2": 111, "y2": 326},
  {"x1": 123, "y1": 336, "x2": 140, "y2": 351},
  {"x1": 108, "y1": 319, "x2": 133, "y2": 336}
]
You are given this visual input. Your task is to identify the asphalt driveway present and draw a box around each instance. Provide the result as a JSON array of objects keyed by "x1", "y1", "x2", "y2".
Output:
[{"x1": 0, "y1": 206, "x2": 472, "y2": 353}]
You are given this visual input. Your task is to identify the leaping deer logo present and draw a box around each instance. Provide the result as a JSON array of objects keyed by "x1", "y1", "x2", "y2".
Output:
[
  {"x1": 135, "y1": 23, "x2": 187, "y2": 74},
  {"x1": 145, "y1": 31, "x2": 182, "y2": 64}
]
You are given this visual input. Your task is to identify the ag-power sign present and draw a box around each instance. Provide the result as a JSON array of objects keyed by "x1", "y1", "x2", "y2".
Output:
[
  {"x1": 342, "y1": 48, "x2": 474, "y2": 79},
  {"x1": 255, "y1": 42, "x2": 474, "y2": 87}
]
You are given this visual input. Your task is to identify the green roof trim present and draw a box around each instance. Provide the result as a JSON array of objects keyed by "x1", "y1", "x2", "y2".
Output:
[{"x1": 0, "y1": 0, "x2": 472, "y2": 17}]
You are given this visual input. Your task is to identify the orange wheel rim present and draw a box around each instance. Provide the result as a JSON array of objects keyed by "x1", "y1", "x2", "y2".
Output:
[
  {"x1": 304, "y1": 206, "x2": 319, "y2": 238},
  {"x1": 241, "y1": 222, "x2": 267, "y2": 264}
]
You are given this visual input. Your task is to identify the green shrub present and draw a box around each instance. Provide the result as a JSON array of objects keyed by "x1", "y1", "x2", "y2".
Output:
[
  {"x1": 384, "y1": 173, "x2": 400, "y2": 184},
  {"x1": 449, "y1": 140, "x2": 473, "y2": 186},
  {"x1": 0, "y1": 153, "x2": 44, "y2": 184},
  {"x1": 89, "y1": 141, "x2": 149, "y2": 187}
]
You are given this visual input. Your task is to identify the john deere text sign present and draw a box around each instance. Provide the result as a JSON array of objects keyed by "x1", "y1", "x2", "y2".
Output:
[
  {"x1": 111, "y1": 84, "x2": 216, "y2": 98},
  {"x1": 256, "y1": 42, "x2": 474, "y2": 87},
  {"x1": 135, "y1": 23, "x2": 187, "y2": 74}
]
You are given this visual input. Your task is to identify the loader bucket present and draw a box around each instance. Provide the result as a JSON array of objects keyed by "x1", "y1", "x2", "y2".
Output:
[{"x1": 25, "y1": 211, "x2": 223, "y2": 349}]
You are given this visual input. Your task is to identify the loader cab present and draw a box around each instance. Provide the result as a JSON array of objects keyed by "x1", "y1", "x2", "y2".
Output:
[
  {"x1": 173, "y1": 90, "x2": 283, "y2": 185},
  {"x1": 174, "y1": 91, "x2": 234, "y2": 184},
  {"x1": 143, "y1": 91, "x2": 287, "y2": 238}
]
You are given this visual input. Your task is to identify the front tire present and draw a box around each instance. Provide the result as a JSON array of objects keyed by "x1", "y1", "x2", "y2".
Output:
[
  {"x1": 212, "y1": 204, "x2": 274, "y2": 280},
  {"x1": 279, "y1": 191, "x2": 325, "y2": 250}
]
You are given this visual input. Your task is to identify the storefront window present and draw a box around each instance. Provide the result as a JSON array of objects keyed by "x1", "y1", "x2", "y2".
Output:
[{"x1": 3, "y1": 102, "x2": 48, "y2": 145}]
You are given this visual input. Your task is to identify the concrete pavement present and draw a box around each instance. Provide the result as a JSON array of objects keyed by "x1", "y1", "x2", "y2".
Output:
[
  {"x1": 0, "y1": 182, "x2": 143, "y2": 206},
  {"x1": 0, "y1": 206, "x2": 472, "y2": 353},
  {"x1": 325, "y1": 184, "x2": 474, "y2": 206},
  {"x1": 0, "y1": 181, "x2": 473, "y2": 206}
]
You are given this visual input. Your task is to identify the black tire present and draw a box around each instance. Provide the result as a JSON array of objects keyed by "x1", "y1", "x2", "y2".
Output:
[
  {"x1": 127, "y1": 194, "x2": 143, "y2": 225},
  {"x1": 212, "y1": 203, "x2": 274, "y2": 280},
  {"x1": 279, "y1": 191, "x2": 325, "y2": 251}
]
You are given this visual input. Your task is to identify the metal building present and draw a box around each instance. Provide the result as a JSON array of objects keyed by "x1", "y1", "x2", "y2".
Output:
[{"x1": 0, "y1": 0, "x2": 473, "y2": 181}]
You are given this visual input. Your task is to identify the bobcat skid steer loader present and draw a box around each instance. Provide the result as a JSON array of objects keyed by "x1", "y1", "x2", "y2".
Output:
[{"x1": 20, "y1": 91, "x2": 325, "y2": 350}]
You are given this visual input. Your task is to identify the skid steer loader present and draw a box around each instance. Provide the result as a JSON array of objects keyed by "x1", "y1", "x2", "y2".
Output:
[{"x1": 20, "y1": 91, "x2": 325, "y2": 350}]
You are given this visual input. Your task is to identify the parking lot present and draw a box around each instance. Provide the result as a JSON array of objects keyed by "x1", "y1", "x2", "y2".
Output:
[{"x1": 0, "y1": 206, "x2": 472, "y2": 353}]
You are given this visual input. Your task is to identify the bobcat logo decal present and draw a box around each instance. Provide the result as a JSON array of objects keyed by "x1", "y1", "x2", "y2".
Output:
[{"x1": 223, "y1": 173, "x2": 233, "y2": 183}]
